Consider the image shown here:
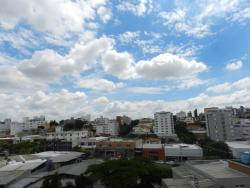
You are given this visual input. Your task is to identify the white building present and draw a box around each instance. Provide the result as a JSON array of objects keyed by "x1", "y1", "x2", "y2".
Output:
[
  {"x1": 46, "y1": 126, "x2": 88, "y2": 146},
  {"x1": 95, "y1": 117, "x2": 119, "y2": 136},
  {"x1": 164, "y1": 144, "x2": 203, "y2": 159},
  {"x1": 232, "y1": 118, "x2": 250, "y2": 140},
  {"x1": 205, "y1": 107, "x2": 234, "y2": 141},
  {"x1": 226, "y1": 141, "x2": 250, "y2": 158},
  {"x1": 80, "y1": 137, "x2": 108, "y2": 149},
  {"x1": 10, "y1": 116, "x2": 46, "y2": 136},
  {"x1": 153, "y1": 112, "x2": 175, "y2": 137}
]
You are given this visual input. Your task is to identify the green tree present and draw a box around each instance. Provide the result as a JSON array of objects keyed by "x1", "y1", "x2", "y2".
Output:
[
  {"x1": 75, "y1": 175, "x2": 93, "y2": 188},
  {"x1": 199, "y1": 137, "x2": 232, "y2": 159},
  {"x1": 14, "y1": 141, "x2": 40, "y2": 154},
  {"x1": 41, "y1": 174, "x2": 62, "y2": 188},
  {"x1": 175, "y1": 121, "x2": 197, "y2": 144},
  {"x1": 86, "y1": 158, "x2": 172, "y2": 188}
]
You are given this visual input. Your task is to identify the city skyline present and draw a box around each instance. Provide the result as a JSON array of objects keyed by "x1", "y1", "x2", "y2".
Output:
[{"x1": 1, "y1": 0, "x2": 250, "y2": 120}]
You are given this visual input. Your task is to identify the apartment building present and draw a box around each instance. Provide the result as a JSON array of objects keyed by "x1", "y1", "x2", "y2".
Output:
[
  {"x1": 153, "y1": 111, "x2": 175, "y2": 137},
  {"x1": 95, "y1": 117, "x2": 119, "y2": 136},
  {"x1": 10, "y1": 116, "x2": 46, "y2": 136},
  {"x1": 204, "y1": 107, "x2": 234, "y2": 141},
  {"x1": 46, "y1": 126, "x2": 88, "y2": 147}
]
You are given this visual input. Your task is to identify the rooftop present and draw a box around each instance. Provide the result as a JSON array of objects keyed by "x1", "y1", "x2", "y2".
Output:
[
  {"x1": 226, "y1": 141, "x2": 250, "y2": 149},
  {"x1": 57, "y1": 158, "x2": 103, "y2": 176},
  {"x1": 188, "y1": 160, "x2": 249, "y2": 179},
  {"x1": 165, "y1": 144, "x2": 202, "y2": 150},
  {"x1": 33, "y1": 151, "x2": 84, "y2": 163}
]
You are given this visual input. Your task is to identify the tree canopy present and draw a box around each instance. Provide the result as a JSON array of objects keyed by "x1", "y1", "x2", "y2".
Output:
[
  {"x1": 86, "y1": 158, "x2": 172, "y2": 188},
  {"x1": 174, "y1": 121, "x2": 197, "y2": 144}
]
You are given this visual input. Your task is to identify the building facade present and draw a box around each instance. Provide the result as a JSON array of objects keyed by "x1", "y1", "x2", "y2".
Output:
[
  {"x1": 153, "y1": 112, "x2": 175, "y2": 137},
  {"x1": 10, "y1": 116, "x2": 46, "y2": 136},
  {"x1": 205, "y1": 107, "x2": 234, "y2": 141},
  {"x1": 95, "y1": 117, "x2": 119, "y2": 136}
]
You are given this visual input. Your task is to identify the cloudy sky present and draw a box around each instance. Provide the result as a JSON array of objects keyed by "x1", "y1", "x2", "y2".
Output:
[{"x1": 0, "y1": 0, "x2": 250, "y2": 121}]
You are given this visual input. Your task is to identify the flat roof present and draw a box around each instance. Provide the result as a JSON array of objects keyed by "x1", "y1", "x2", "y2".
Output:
[
  {"x1": 33, "y1": 151, "x2": 83, "y2": 163},
  {"x1": 57, "y1": 159, "x2": 103, "y2": 176},
  {"x1": 165, "y1": 144, "x2": 202, "y2": 150},
  {"x1": 173, "y1": 165, "x2": 215, "y2": 187},
  {"x1": 0, "y1": 159, "x2": 46, "y2": 186},
  {"x1": 226, "y1": 141, "x2": 250, "y2": 149},
  {"x1": 189, "y1": 160, "x2": 249, "y2": 179},
  {"x1": 162, "y1": 179, "x2": 192, "y2": 188},
  {"x1": 0, "y1": 159, "x2": 46, "y2": 172},
  {"x1": 143, "y1": 144, "x2": 163, "y2": 149}
]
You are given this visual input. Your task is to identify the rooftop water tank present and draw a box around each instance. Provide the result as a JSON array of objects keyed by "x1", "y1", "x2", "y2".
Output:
[{"x1": 240, "y1": 152, "x2": 250, "y2": 165}]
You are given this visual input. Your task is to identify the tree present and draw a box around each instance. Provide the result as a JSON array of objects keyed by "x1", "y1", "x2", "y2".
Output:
[
  {"x1": 75, "y1": 175, "x2": 93, "y2": 188},
  {"x1": 119, "y1": 120, "x2": 139, "y2": 136},
  {"x1": 199, "y1": 137, "x2": 232, "y2": 159},
  {"x1": 85, "y1": 158, "x2": 172, "y2": 188},
  {"x1": 41, "y1": 174, "x2": 63, "y2": 188},
  {"x1": 14, "y1": 141, "x2": 40, "y2": 154},
  {"x1": 175, "y1": 121, "x2": 197, "y2": 144}
]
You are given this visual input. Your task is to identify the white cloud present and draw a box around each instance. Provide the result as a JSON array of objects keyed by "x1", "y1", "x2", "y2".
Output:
[
  {"x1": 176, "y1": 78, "x2": 209, "y2": 90},
  {"x1": 135, "y1": 53, "x2": 207, "y2": 80},
  {"x1": 117, "y1": 0, "x2": 153, "y2": 16},
  {"x1": 0, "y1": 0, "x2": 109, "y2": 44},
  {"x1": 93, "y1": 96, "x2": 109, "y2": 105},
  {"x1": 206, "y1": 77, "x2": 250, "y2": 93},
  {"x1": 0, "y1": 89, "x2": 87, "y2": 121},
  {"x1": 159, "y1": 0, "x2": 250, "y2": 38},
  {"x1": 127, "y1": 86, "x2": 170, "y2": 94},
  {"x1": 76, "y1": 78, "x2": 125, "y2": 92},
  {"x1": 18, "y1": 37, "x2": 113, "y2": 83},
  {"x1": 97, "y1": 6, "x2": 112, "y2": 23},
  {"x1": 102, "y1": 50, "x2": 137, "y2": 79},
  {"x1": 226, "y1": 60, "x2": 243, "y2": 71},
  {"x1": 118, "y1": 31, "x2": 140, "y2": 44},
  {"x1": 102, "y1": 89, "x2": 250, "y2": 118}
]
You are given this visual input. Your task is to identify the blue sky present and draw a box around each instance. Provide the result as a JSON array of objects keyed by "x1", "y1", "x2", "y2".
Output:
[{"x1": 0, "y1": 0, "x2": 250, "y2": 120}]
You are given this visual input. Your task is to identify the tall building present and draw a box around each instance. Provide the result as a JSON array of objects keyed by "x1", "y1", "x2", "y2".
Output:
[
  {"x1": 204, "y1": 107, "x2": 234, "y2": 141},
  {"x1": 176, "y1": 111, "x2": 186, "y2": 120},
  {"x1": 153, "y1": 112, "x2": 175, "y2": 137},
  {"x1": 95, "y1": 116, "x2": 119, "y2": 136},
  {"x1": 10, "y1": 116, "x2": 46, "y2": 135}
]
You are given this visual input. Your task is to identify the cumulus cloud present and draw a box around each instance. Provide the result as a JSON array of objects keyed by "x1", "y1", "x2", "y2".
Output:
[
  {"x1": 93, "y1": 96, "x2": 109, "y2": 105},
  {"x1": 102, "y1": 50, "x2": 137, "y2": 79},
  {"x1": 206, "y1": 77, "x2": 250, "y2": 93},
  {"x1": 225, "y1": 60, "x2": 243, "y2": 71},
  {"x1": 76, "y1": 78, "x2": 125, "y2": 92},
  {"x1": 0, "y1": 0, "x2": 108, "y2": 34},
  {"x1": 135, "y1": 53, "x2": 207, "y2": 80},
  {"x1": 0, "y1": 89, "x2": 87, "y2": 121}
]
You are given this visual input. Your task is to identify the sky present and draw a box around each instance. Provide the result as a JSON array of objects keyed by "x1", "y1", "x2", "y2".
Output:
[{"x1": 0, "y1": 0, "x2": 250, "y2": 121}]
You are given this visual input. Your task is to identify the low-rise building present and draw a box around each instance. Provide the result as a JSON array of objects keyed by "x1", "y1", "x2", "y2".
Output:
[
  {"x1": 80, "y1": 136, "x2": 109, "y2": 149},
  {"x1": 163, "y1": 160, "x2": 250, "y2": 188},
  {"x1": 164, "y1": 144, "x2": 203, "y2": 160},
  {"x1": 143, "y1": 144, "x2": 165, "y2": 161},
  {"x1": 46, "y1": 126, "x2": 89, "y2": 147},
  {"x1": 96, "y1": 138, "x2": 137, "y2": 158},
  {"x1": 226, "y1": 141, "x2": 250, "y2": 158}
]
